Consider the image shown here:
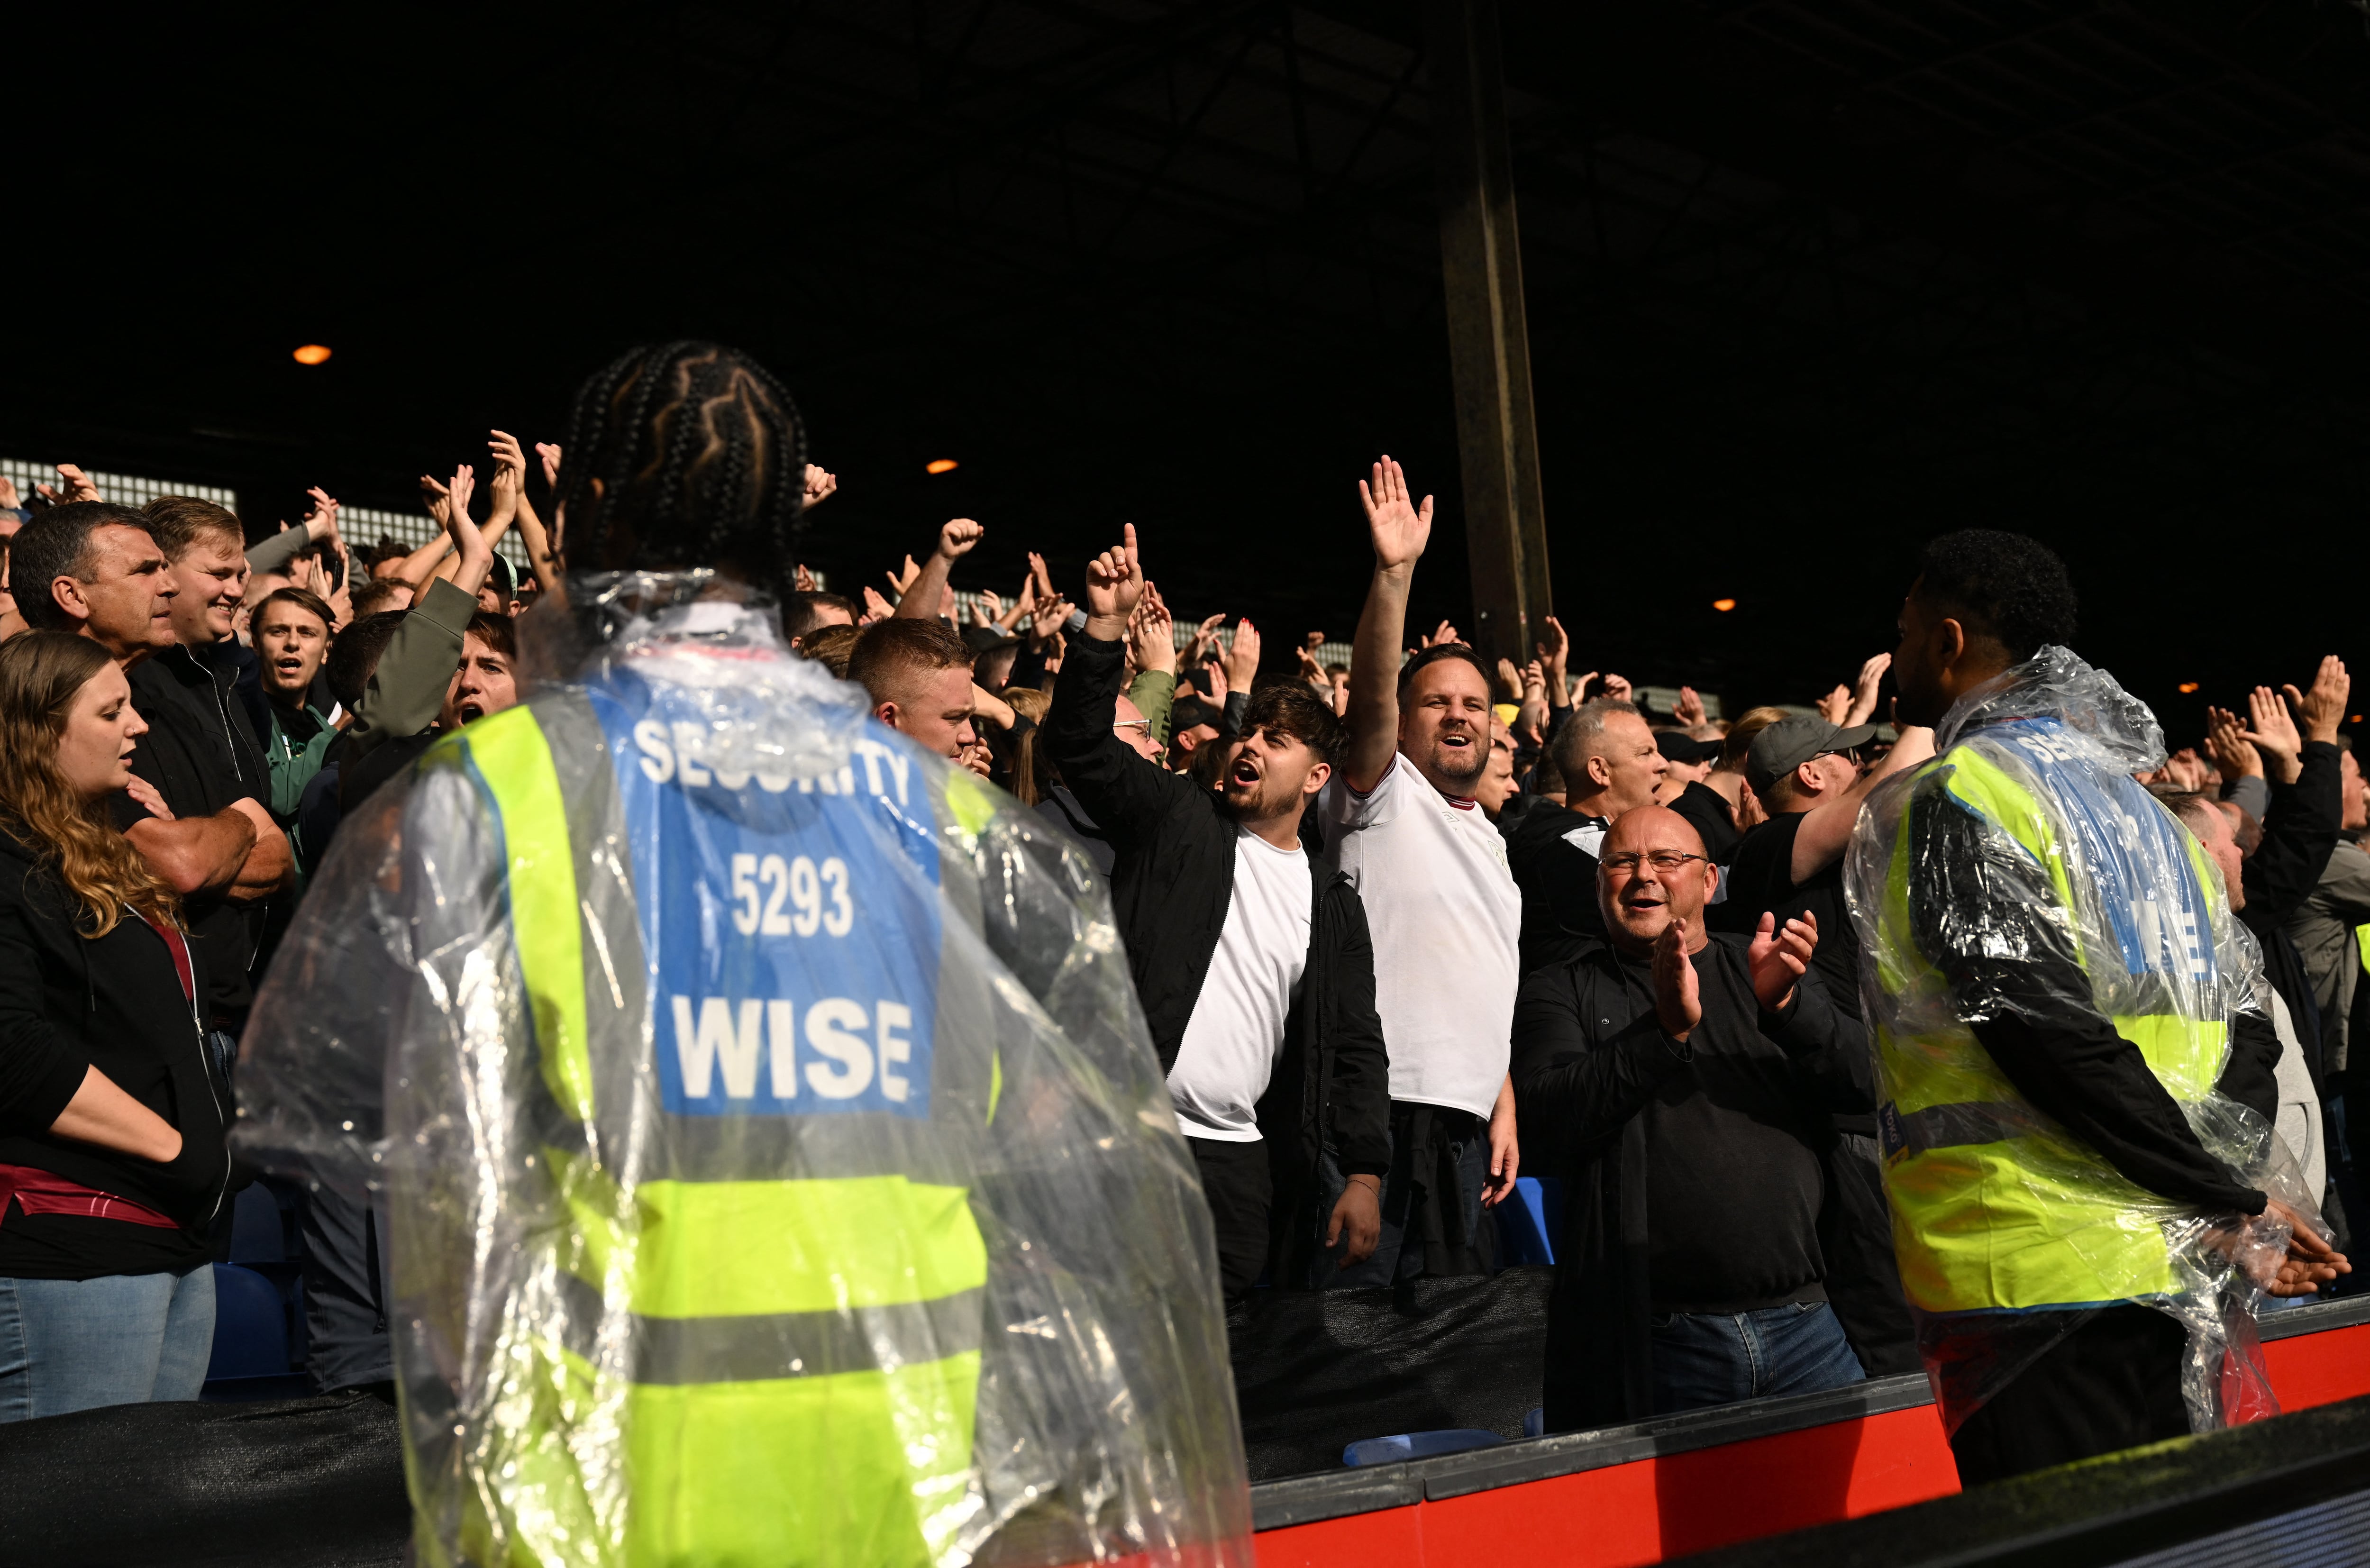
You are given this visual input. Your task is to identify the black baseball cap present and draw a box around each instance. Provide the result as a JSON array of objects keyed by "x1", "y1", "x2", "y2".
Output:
[
  {"x1": 1656, "y1": 730, "x2": 1721, "y2": 766},
  {"x1": 1746, "y1": 715, "x2": 1878, "y2": 795}
]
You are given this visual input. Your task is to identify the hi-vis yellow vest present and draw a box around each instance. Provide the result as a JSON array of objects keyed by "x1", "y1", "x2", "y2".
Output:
[
  {"x1": 1867, "y1": 727, "x2": 2229, "y2": 1316},
  {"x1": 432, "y1": 689, "x2": 1006, "y2": 1568}
]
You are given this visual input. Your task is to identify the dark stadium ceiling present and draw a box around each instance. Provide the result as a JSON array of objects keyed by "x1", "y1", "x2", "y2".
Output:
[{"x1": 14, "y1": 0, "x2": 2370, "y2": 713}]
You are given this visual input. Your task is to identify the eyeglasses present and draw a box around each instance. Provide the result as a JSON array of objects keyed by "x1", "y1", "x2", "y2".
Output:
[
  {"x1": 1600, "y1": 850, "x2": 1709, "y2": 875},
  {"x1": 1114, "y1": 719, "x2": 1152, "y2": 736}
]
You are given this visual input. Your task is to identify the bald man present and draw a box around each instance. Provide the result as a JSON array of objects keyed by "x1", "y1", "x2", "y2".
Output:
[{"x1": 1511, "y1": 806, "x2": 1875, "y2": 1430}]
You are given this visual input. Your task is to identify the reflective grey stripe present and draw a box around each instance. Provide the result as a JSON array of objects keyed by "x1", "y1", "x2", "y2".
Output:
[
  {"x1": 550, "y1": 1267, "x2": 982, "y2": 1384},
  {"x1": 633, "y1": 1289, "x2": 985, "y2": 1386},
  {"x1": 1880, "y1": 1099, "x2": 2037, "y2": 1157}
]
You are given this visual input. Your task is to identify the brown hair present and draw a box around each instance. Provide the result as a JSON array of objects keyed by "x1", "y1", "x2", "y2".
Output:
[
  {"x1": 253, "y1": 585, "x2": 334, "y2": 635},
  {"x1": 847, "y1": 618, "x2": 971, "y2": 709},
  {"x1": 464, "y1": 610, "x2": 517, "y2": 663},
  {"x1": 0, "y1": 632, "x2": 180, "y2": 935},
  {"x1": 798, "y1": 623, "x2": 859, "y2": 679},
  {"x1": 141, "y1": 496, "x2": 245, "y2": 563},
  {"x1": 1241, "y1": 680, "x2": 1345, "y2": 766}
]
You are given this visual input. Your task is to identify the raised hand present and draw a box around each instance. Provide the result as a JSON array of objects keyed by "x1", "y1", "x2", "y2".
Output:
[
  {"x1": 1748, "y1": 910, "x2": 1817, "y2": 1011},
  {"x1": 1359, "y1": 455, "x2": 1434, "y2": 572},
  {"x1": 794, "y1": 563, "x2": 818, "y2": 593},
  {"x1": 1651, "y1": 918, "x2": 1703, "y2": 1041},
  {"x1": 1815, "y1": 684, "x2": 1851, "y2": 726},
  {"x1": 419, "y1": 473, "x2": 452, "y2": 529},
  {"x1": 2242, "y1": 684, "x2": 2304, "y2": 785},
  {"x1": 1027, "y1": 551, "x2": 1056, "y2": 605},
  {"x1": 2162, "y1": 748, "x2": 2208, "y2": 793},
  {"x1": 1536, "y1": 614, "x2": 1571, "y2": 693},
  {"x1": 302, "y1": 485, "x2": 341, "y2": 544},
  {"x1": 1185, "y1": 612, "x2": 1225, "y2": 667},
  {"x1": 860, "y1": 585, "x2": 895, "y2": 625},
  {"x1": 887, "y1": 555, "x2": 921, "y2": 599},
  {"x1": 1083, "y1": 524, "x2": 1144, "y2": 634},
  {"x1": 802, "y1": 464, "x2": 838, "y2": 509},
  {"x1": 444, "y1": 465, "x2": 481, "y2": 550},
  {"x1": 1495, "y1": 656, "x2": 1524, "y2": 701},
  {"x1": 535, "y1": 442, "x2": 562, "y2": 490},
  {"x1": 1202, "y1": 652, "x2": 1231, "y2": 706},
  {"x1": 37, "y1": 463, "x2": 100, "y2": 504},
  {"x1": 1675, "y1": 684, "x2": 1707, "y2": 728},
  {"x1": 937, "y1": 517, "x2": 984, "y2": 560},
  {"x1": 1847, "y1": 653, "x2": 1891, "y2": 727},
  {"x1": 2205, "y1": 706, "x2": 2262, "y2": 782},
  {"x1": 2293, "y1": 656, "x2": 2351, "y2": 746},
  {"x1": 1225, "y1": 617, "x2": 1262, "y2": 691},
  {"x1": 325, "y1": 540, "x2": 355, "y2": 629},
  {"x1": 1030, "y1": 594, "x2": 1073, "y2": 647},
  {"x1": 1131, "y1": 583, "x2": 1176, "y2": 675},
  {"x1": 487, "y1": 429, "x2": 528, "y2": 525},
  {"x1": 1295, "y1": 638, "x2": 1327, "y2": 687},
  {"x1": 1600, "y1": 673, "x2": 1633, "y2": 704}
]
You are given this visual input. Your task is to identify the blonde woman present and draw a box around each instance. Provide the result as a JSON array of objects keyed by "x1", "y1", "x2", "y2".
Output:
[{"x1": 0, "y1": 631, "x2": 230, "y2": 1420}]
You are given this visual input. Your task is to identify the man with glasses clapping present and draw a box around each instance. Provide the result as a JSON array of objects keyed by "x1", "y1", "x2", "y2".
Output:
[{"x1": 1511, "y1": 805, "x2": 1876, "y2": 1432}]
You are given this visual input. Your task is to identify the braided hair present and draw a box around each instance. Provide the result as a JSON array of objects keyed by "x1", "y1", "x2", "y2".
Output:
[{"x1": 556, "y1": 342, "x2": 807, "y2": 595}]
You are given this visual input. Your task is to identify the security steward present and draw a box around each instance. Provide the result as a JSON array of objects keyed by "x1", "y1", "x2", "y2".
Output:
[
  {"x1": 236, "y1": 343, "x2": 1247, "y2": 1568},
  {"x1": 1851, "y1": 527, "x2": 2345, "y2": 1486}
]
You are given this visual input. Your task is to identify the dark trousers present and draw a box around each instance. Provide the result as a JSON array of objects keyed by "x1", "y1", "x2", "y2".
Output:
[
  {"x1": 1314, "y1": 1103, "x2": 1490, "y2": 1288},
  {"x1": 1820, "y1": 1133, "x2": 1921, "y2": 1376},
  {"x1": 1948, "y1": 1305, "x2": 2190, "y2": 1486},
  {"x1": 1187, "y1": 1136, "x2": 1272, "y2": 1304}
]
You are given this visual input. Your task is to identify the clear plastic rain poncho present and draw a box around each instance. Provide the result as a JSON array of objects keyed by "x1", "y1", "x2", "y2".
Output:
[
  {"x1": 1843, "y1": 645, "x2": 2325, "y2": 1436},
  {"x1": 234, "y1": 574, "x2": 1251, "y2": 1568}
]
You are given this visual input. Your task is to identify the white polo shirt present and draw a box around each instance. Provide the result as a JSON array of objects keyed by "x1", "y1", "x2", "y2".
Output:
[{"x1": 1319, "y1": 752, "x2": 1521, "y2": 1120}]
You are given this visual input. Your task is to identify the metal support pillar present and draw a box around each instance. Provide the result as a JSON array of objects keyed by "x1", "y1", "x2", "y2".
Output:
[{"x1": 1425, "y1": 0, "x2": 1552, "y2": 668}]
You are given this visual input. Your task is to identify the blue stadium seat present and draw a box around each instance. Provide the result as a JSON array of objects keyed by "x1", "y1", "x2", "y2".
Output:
[
  {"x1": 1524, "y1": 1406, "x2": 1545, "y2": 1438},
  {"x1": 228, "y1": 1183, "x2": 285, "y2": 1264},
  {"x1": 1492, "y1": 1176, "x2": 1562, "y2": 1267},
  {"x1": 1343, "y1": 1429, "x2": 1505, "y2": 1466},
  {"x1": 205, "y1": 1263, "x2": 290, "y2": 1380}
]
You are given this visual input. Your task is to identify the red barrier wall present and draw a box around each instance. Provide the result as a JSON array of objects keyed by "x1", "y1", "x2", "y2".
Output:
[{"x1": 1254, "y1": 1319, "x2": 2370, "y2": 1568}]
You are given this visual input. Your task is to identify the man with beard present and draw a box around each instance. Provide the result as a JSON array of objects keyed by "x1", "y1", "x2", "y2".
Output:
[
  {"x1": 1045, "y1": 523, "x2": 1389, "y2": 1297},
  {"x1": 1316, "y1": 457, "x2": 1522, "y2": 1285}
]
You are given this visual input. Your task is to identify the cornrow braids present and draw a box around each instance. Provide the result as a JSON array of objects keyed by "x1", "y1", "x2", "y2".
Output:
[{"x1": 557, "y1": 342, "x2": 808, "y2": 597}]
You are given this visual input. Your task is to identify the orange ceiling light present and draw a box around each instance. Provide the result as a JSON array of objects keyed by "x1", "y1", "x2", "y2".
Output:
[
  {"x1": 292, "y1": 344, "x2": 332, "y2": 365},
  {"x1": 1711, "y1": 598, "x2": 1737, "y2": 612},
  {"x1": 925, "y1": 458, "x2": 958, "y2": 474},
  {"x1": 2177, "y1": 682, "x2": 2200, "y2": 694}
]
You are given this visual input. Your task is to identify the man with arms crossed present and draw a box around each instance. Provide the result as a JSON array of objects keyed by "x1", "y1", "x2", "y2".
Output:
[{"x1": 1319, "y1": 457, "x2": 1521, "y2": 1284}]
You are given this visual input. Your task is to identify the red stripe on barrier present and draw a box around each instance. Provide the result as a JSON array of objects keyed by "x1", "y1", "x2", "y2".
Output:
[{"x1": 1255, "y1": 1318, "x2": 2370, "y2": 1568}]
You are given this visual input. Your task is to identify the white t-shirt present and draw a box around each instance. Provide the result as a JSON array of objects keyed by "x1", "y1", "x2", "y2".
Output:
[
  {"x1": 1167, "y1": 828, "x2": 1313, "y2": 1141},
  {"x1": 1319, "y1": 753, "x2": 1521, "y2": 1119}
]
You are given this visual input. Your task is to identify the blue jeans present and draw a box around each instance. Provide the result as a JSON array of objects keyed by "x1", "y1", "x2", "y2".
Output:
[
  {"x1": 0, "y1": 1267, "x2": 216, "y2": 1421},
  {"x1": 1650, "y1": 1300, "x2": 1864, "y2": 1415}
]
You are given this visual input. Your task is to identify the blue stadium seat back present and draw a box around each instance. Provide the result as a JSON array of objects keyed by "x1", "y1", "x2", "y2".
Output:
[
  {"x1": 228, "y1": 1184, "x2": 284, "y2": 1264},
  {"x1": 1491, "y1": 1175, "x2": 1560, "y2": 1267},
  {"x1": 1523, "y1": 1406, "x2": 1545, "y2": 1439},
  {"x1": 1342, "y1": 1429, "x2": 1504, "y2": 1467},
  {"x1": 205, "y1": 1263, "x2": 291, "y2": 1380}
]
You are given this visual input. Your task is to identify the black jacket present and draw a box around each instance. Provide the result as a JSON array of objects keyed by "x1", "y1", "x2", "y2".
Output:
[
  {"x1": 2237, "y1": 741, "x2": 2344, "y2": 1087},
  {"x1": 0, "y1": 834, "x2": 231, "y2": 1269},
  {"x1": 1505, "y1": 798, "x2": 1606, "y2": 976},
  {"x1": 1512, "y1": 935, "x2": 1869, "y2": 1429},
  {"x1": 1045, "y1": 633, "x2": 1392, "y2": 1262},
  {"x1": 121, "y1": 643, "x2": 276, "y2": 1018}
]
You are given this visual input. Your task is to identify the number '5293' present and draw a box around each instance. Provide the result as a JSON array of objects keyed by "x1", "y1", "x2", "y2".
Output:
[{"x1": 729, "y1": 854, "x2": 854, "y2": 938}]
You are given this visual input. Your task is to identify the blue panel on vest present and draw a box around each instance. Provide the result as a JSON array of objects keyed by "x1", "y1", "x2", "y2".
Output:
[
  {"x1": 1994, "y1": 719, "x2": 2215, "y2": 984},
  {"x1": 590, "y1": 680, "x2": 944, "y2": 1118}
]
